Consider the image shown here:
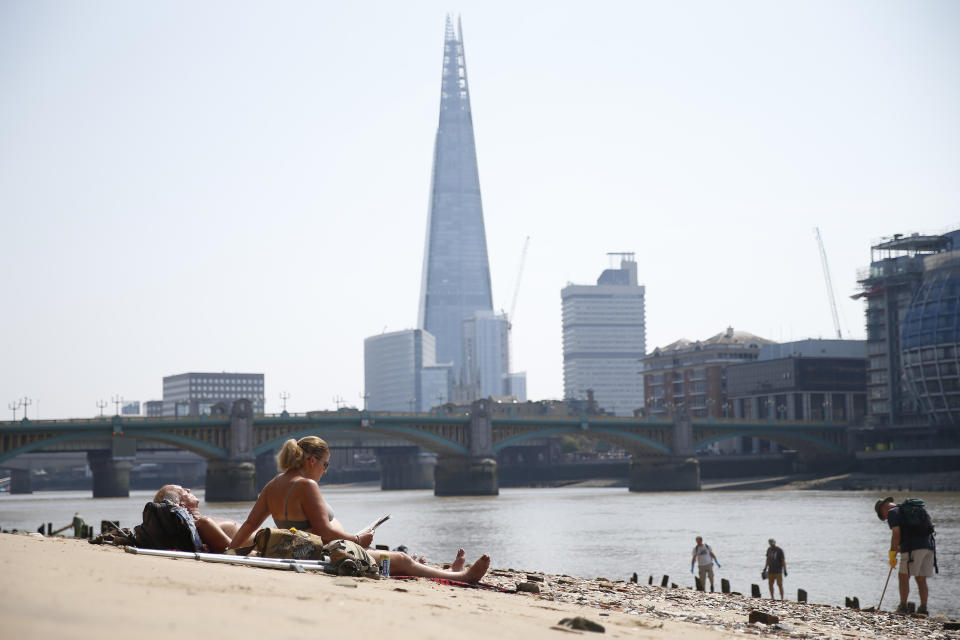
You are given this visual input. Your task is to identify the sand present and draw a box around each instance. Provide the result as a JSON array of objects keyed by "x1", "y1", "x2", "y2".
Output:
[{"x1": 0, "y1": 534, "x2": 948, "y2": 640}]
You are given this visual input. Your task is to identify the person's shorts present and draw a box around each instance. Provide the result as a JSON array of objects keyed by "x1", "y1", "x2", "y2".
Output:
[
  {"x1": 766, "y1": 572, "x2": 783, "y2": 581},
  {"x1": 698, "y1": 565, "x2": 714, "y2": 581},
  {"x1": 899, "y1": 549, "x2": 934, "y2": 577}
]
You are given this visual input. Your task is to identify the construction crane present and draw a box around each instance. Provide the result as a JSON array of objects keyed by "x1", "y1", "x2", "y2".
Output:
[
  {"x1": 814, "y1": 227, "x2": 842, "y2": 339},
  {"x1": 509, "y1": 236, "x2": 530, "y2": 324}
]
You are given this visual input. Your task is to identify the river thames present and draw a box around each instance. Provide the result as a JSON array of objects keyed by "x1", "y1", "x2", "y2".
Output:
[{"x1": 1, "y1": 486, "x2": 956, "y2": 618}]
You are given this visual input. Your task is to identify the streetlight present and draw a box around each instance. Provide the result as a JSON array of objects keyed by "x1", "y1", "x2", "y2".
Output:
[
  {"x1": 96, "y1": 399, "x2": 107, "y2": 417},
  {"x1": 722, "y1": 402, "x2": 731, "y2": 419},
  {"x1": 111, "y1": 394, "x2": 123, "y2": 416},
  {"x1": 280, "y1": 391, "x2": 290, "y2": 413},
  {"x1": 19, "y1": 397, "x2": 32, "y2": 421},
  {"x1": 8, "y1": 401, "x2": 18, "y2": 420}
]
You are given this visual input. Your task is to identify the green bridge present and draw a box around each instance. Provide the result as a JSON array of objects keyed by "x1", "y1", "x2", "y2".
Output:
[{"x1": 0, "y1": 399, "x2": 850, "y2": 499}]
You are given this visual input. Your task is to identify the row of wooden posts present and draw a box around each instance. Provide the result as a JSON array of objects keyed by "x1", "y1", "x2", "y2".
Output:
[
  {"x1": 630, "y1": 572, "x2": 868, "y2": 611},
  {"x1": 36, "y1": 518, "x2": 118, "y2": 540}
]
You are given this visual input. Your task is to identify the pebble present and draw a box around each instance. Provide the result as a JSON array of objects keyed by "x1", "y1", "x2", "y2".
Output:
[{"x1": 474, "y1": 568, "x2": 954, "y2": 640}]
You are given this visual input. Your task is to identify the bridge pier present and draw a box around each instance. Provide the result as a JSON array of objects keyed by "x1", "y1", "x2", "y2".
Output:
[
  {"x1": 379, "y1": 449, "x2": 435, "y2": 490},
  {"x1": 9, "y1": 468, "x2": 31, "y2": 494},
  {"x1": 87, "y1": 451, "x2": 134, "y2": 497},
  {"x1": 205, "y1": 459, "x2": 257, "y2": 502},
  {"x1": 434, "y1": 455, "x2": 498, "y2": 496},
  {"x1": 255, "y1": 449, "x2": 276, "y2": 492},
  {"x1": 628, "y1": 457, "x2": 700, "y2": 492}
]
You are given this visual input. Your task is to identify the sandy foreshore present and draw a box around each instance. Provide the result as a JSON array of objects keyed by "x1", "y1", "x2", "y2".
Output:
[{"x1": 0, "y1": 533, "x2": 953, "y2": 640}]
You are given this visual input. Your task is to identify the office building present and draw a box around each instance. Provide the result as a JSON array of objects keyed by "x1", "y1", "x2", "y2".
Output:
[
  {"x1": 855, "y1": 231, "x2": 957, "y2": 426},
  {"x1": 642, "y1": 327, "x2": 774, "y2": 420},
  {"x1": 144, "y1": 400, "x2": 163, "y2": 417},
  {"x1": 162, "y1": 372, "x2": 264, "y2": 417},
  {"x1": 901, "y1": 241, "x2": 960, "y2": 426},
  {"x1": 726, "y1": 339, "x2": 868, "y2": 423},
  {"x1": 364, "y1": 329, "x2": 451, "y2": 412},
  {"x1": 365, "y1": 18, "x2": 524, "y2": 408},
  {"x1": 562, "y1": 253, "x2": 646, "y2": 416},
  {"x1": 121, "y1": 401, "x2": 141, "y2": 416},
  {"x1": 461, "y1": 311, "x2": 510, "y2": 400},
  {"x1": 417, "y1": 17, "x2": 495, "y2": 384}
]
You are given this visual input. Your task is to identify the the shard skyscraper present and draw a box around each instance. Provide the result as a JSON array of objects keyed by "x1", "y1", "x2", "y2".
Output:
[{"x1": 417, "y1": 17, "x2": 494, "y2": 385}]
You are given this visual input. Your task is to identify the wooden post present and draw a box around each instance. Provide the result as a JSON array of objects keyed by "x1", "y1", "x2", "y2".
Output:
[
  {"x1": 695, "y1": 576, "x2": 703, "y2": 591},
  {"x1": 797, "y1": 588, "x2": 807, "y2": 603},
  {"x1": 721, "y1": 578, "x2": 730, "y2": 594},
  {"x1": 661, "y1": 575, "x2": 669, "y2": 587},
  {"x1": 751, "y1": 584, "x2": 761, "y2": 598},
  {"x1": 630, "y1": 572, "x2": 638, "y2": 583},
  {"x1": 648, "y1": 575, "x2": 653, "y2": 585}
]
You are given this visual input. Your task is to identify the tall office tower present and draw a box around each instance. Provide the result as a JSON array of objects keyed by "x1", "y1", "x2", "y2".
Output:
[
  {"x1": 417, "y1": 17, "x2": 494, "y2": 385},
  {"x1": 855, "y1": 232, "x2": 957, "y2": 426},
  {"x1": 365, "y1": 329, "x2": 451, "y2": 412},
  {"x1": 562, "y1": 253, "x2": 646, "y2": 416},
  {"x1": 162, "y1": 372, "x2": 264, "y2": 417},
  {"x1": 461, "y1": 311, "x2": 510, "y2": 400}
]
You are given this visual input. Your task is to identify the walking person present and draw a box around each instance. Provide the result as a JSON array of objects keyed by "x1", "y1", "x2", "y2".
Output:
[
  {"x1": 764, "y1": 538, "x2": 786, "y2": 600},
  {"x1": 690, "y1": 535, "x2": 720, "y2": 592},
  {"x1": 875, "y1": 497, "x2": 937, "y2": 615}
]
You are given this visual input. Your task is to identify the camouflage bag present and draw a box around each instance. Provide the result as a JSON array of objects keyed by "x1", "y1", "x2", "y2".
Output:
[{"x1": 253, "y1": 528, "x2": 327, "y2": 560}]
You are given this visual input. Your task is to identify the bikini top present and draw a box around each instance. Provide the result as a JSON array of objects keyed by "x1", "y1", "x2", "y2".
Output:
[{"x1": 273, "y1": 476, "x2": 335, "y2": 530}]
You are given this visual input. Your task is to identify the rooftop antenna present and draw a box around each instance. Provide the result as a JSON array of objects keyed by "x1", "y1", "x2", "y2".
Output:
[{"x1": 814, "y1": 227, "x2": 843, "y2": 339}]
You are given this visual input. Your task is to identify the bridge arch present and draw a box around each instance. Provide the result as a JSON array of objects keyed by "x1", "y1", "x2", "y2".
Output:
[
  {"x1": 254, "y1": 424, "x2": 468, "y2": 458},
  {"x1": 692, "y1": 429, "x2": 846, "y2": 455},
  {"x1": 493, "y1": 425, "x2": 671, "y2": 456}
]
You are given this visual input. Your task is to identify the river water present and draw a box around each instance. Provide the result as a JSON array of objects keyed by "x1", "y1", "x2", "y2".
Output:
[{"x1": 2, "y1": 486, "x2": 957, "y2": 617}]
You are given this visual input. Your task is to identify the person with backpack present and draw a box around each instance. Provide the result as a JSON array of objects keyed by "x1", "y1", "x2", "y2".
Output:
[
  {"x1": 763, "y1": 538, "x2": 787, "y2": 600},
  {"x1": 875, "y1": 496, "x2": 937, "y2": 615},
  {"x1": 690, "y1": 536, "x2": 720, "y2": 592}
]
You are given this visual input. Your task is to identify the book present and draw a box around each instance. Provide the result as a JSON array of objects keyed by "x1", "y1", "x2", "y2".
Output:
[{"x1": 364, "y1": 514, "x2": 390, "y2": 532}]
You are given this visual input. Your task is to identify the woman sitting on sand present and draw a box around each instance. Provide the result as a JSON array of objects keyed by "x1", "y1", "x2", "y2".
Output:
[{"x1": 226, "y1": 436, "x2": 490, "y2": 583}]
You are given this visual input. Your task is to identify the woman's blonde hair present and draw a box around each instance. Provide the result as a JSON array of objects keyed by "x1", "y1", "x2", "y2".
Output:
[{"x1": 276, "y1": 436, "x2": 329, "y2": 472}]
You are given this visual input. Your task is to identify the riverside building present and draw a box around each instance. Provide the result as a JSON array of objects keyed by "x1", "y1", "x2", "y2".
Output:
[
  {"x1": 161, "y1": 372, "x2": 264, "y2": 417},
  {"x1": 562, "y1": 253, "x2": 646, "y2": 416},
  {"x1": 364, "y1": 329, "x2": 452, "y2": 412},
  {"x1": 854, "y1": 230, "x2": 959, "y2": 427},
  {"x1": 641, "y1": 327, "x2": 774, "y2": 421}
]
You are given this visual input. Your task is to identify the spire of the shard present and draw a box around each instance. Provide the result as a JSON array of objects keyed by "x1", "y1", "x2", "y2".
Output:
[{"x1": 417, "y1": 15, "x2": 493, "y2": 382}]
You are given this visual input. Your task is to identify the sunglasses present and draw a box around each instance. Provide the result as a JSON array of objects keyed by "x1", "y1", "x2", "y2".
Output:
[{"x1": 312, "y1": 455, "x2": 329, "y2": 470}]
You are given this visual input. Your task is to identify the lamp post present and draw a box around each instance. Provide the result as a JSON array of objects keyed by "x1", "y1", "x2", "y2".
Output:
[
  {"x1": 19, "y1": 397, "x2": 31, "y2": 421},
  {"x1": 766, "y1": 398, "x2": 774, "y2": 420},
  {"x1": 706, "y1": 397, "x2": 715, "y2": 421},
  {"x1": 96, "y1": 399, "x2": 107, "y2": 417},
  {"x1": 111, "y1": 394, "x2": 123, "y2": 416},
  {"x1": 8, "y1": 401, "x2": 18, "y2": 420},
  {"x1": 722, "y1": 402, "x2": 731, "y2": 419},
  {"x1": 777, "y1": 404, "x2": 786, "y2": 421},
  {"x1": 279, "y1": 391, "x2": 290, "y2": 412}
]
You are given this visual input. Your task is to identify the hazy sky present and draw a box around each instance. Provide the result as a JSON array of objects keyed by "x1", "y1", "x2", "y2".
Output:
[{"x1": 2, "y1": 1, "x2": 958, "y2": 420}]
